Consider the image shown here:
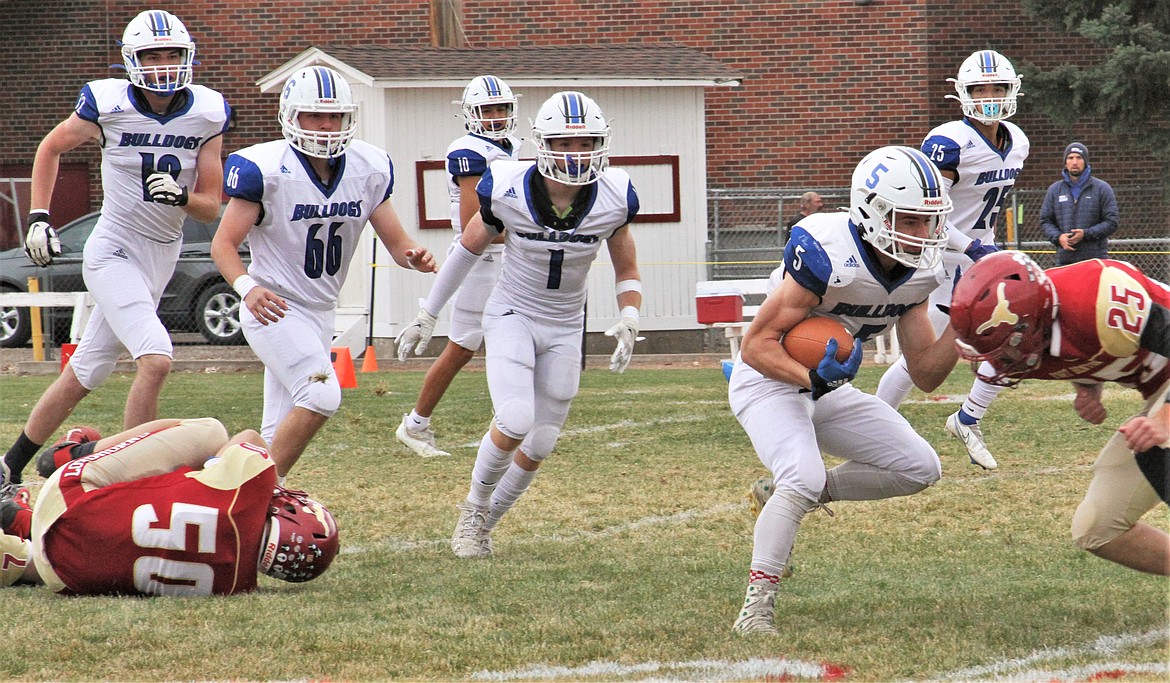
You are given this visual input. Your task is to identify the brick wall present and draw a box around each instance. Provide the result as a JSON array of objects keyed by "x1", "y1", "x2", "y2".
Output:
[{"x1": 2, "y1": 1, "x2": 1159, "y2": 214}]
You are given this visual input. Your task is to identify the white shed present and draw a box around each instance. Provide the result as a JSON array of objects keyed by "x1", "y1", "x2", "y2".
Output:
[{"x1": 256, "y1": 45, "x2": 741, "y2": 353}]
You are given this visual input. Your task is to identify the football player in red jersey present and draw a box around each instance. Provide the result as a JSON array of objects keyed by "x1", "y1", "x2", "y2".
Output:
[
  {"x1": 0, "y1": 418, "x2": 338, "y2": 594},
  {"x1": 950, "y1": 251, "x2": 1169, "y2": 575}
]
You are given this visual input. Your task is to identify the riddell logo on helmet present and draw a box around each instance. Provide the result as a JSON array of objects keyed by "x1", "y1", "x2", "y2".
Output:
[
  {"x1": 922, "y1": 198, "x2": 944, "y2": 206},
  {"x1": 565, "y1": 123, "x2": 587, "y2": 129}
]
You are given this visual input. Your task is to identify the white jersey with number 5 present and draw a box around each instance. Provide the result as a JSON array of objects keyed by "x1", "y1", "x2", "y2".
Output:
[
  {"x1": 478, "y1": 160, "x2": 639, "y2": 320},
  {"x1": 920, "y1": 119, "x2": 1029, "y2": 243},
  {"x1": 76, "y1": 79, "x2": 230, "y2": 242},
  {"x1": 782, "y1": 212, "x2": 946, "y2": 342},
  {"x1": 222, "y1": 139, "x2": 394, "y2": 310}
]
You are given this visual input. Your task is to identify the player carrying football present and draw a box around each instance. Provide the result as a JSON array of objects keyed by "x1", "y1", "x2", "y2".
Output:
[{"x1": 728, "y1": 146, "x2": 961, "y2": 635}]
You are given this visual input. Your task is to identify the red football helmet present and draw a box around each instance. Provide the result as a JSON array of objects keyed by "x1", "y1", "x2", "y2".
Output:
[
  {"x1": 950, "y1": 251, "x2": 1057, "y2": 385},
  {"x1": 259, "y1": 487, "x2": 339, "y2": 583}
]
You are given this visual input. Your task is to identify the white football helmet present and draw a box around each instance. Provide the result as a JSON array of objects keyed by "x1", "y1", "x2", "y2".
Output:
[
  {"x1": 120, "y1": 10, "x2": 195, "y2": 94},
  {"x1": 461, "y1": 75, "x2": 517, "y2": 140},
  {"x1": 532, "y1": 91, "x2": 610, "y2": 185},
  {"x1": 849, "y1": 146, "x2": 952, "y2": 269},
  {"x1": 279, "y1": 66, "x2": 358, "y2": 159},
  {"x1": 947, "y1": 50, "x2": 1022, "y2": 123}
]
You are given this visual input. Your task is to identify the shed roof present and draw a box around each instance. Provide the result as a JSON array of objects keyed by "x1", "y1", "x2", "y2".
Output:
[{"x1": 257, "y1": 44, "x2": 743, "y2": 92}]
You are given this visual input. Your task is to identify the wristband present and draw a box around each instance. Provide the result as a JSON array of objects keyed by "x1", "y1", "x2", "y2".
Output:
[
  {"x1": 615, "y1": 279, "x2": 643, "y2": 295},
  {"x1": 620, "y1": 305, "x2": 640, "y2": 324},
  {"x1": 232, "y1": 274, "x2": 259, "y2": 299}
]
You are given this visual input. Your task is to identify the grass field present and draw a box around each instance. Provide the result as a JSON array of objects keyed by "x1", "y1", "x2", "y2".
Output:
[{"x1": 0, "y1": 363, "x2": 1166, "y2": 681}]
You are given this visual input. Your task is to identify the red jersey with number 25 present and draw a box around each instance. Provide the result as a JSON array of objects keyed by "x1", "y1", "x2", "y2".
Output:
[
  {"x1": 1022, "y1": 259, "x2": 1170, "y2": 399},
  {"x1": 43, "y1": 443, "x2": 275, "y2": 596}
]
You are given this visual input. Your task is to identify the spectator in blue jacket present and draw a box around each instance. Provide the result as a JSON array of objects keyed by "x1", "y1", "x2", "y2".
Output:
[{"x1": 1040, "y1": 142, "x2": 1120, "y2": 265}]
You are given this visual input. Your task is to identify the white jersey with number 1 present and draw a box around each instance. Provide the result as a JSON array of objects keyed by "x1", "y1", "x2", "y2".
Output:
[{"x1": 477, "y1": 160, "x2": 640, "y2": 321}]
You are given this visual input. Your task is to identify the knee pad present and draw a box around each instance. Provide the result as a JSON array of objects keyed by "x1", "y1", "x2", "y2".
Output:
[
  {"x1": 295, "y1": 378, "x2": 341, "y2": 417},
  {"x1": 546, "y1": 355, "x2": 581, "y2": 402},
  {"x1": 495, "y1": 399, "x2": 534, "y2": 440},
  {"x1": 71, "y1": 358, "x2": 117, "y2": 392},
  {"x1": 520, "y1": 424, "x2": 562, "y2": 462}
]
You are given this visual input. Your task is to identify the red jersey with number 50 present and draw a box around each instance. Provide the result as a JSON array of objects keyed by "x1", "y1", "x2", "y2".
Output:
[
  {"x1": 43, "y1": 444, "x2": 275, "y2": 596},
  {"x1": 1022, "y1": 259, "x2": 1170, "y2": 398}
]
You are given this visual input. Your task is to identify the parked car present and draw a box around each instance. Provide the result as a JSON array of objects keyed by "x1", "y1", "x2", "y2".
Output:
[{"x1": 0, "y1": 211, "x2": 249, "y2": 347}]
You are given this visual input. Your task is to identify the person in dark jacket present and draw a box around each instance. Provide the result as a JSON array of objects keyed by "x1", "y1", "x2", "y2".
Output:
[{"x1": 1039, "y1": 142, "x2": 1120, "y2": 265}]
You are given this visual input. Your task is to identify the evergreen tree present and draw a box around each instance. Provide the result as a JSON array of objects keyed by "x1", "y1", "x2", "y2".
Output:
[{"x1": 1020, "y1": 1, "x2": 1170, "y2": 181}]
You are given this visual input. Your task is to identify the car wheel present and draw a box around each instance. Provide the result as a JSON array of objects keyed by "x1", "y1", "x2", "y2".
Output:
[
  {"x1": 195, "y1": 282, "x2": 245, "y2": 345},
  {"x1": 0, "y1": 288, "x2": 32, "y2": 348}
]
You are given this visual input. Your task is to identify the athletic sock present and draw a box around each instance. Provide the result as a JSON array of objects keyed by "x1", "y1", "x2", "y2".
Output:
[{"x1": 3, "y1": 432, "x2": 42, "y2": 485}]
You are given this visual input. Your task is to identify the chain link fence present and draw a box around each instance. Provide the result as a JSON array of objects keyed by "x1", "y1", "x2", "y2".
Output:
[{"x1": 707, "y1": 186, "x2": 1169, "y2": 281}]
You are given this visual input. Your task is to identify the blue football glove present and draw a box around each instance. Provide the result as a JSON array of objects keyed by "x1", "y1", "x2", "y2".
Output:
[
  {"x1": 964, "y1": 238, "x2": 999, "y2": 262},
  {"x1": 807, "y1": 337, "x2": 863, "y2": 400}
]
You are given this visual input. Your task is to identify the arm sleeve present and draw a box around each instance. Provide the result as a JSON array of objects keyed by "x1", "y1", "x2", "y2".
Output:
[{"x1": 421, "y1": 242, "x2": 482, "y2": 317}]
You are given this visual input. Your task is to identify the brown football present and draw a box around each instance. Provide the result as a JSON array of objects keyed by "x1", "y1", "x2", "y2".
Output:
[{"x1": 781, "y1": 316, "x2": 855, "y2": 369}]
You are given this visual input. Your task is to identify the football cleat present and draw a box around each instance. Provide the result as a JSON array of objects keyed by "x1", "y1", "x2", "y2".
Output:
[
  {"x1": 748, "y1": 476, "x2": 773, "y2": 518},
  {"x1": 451, "y1": 501, "x2": 491, "y2": 558},
  {"x1": 732, "y1": 580, "x2": 779, "y2": 635},
  {"x1": 395, "y1": 415, "x2": 451, "y2": 458},
  {"x1": 945, "y1": 412, "x2": 999, "y2": 470},
  {"x1": 35, "y1": 426, "x2": 102, "y2": 478}
]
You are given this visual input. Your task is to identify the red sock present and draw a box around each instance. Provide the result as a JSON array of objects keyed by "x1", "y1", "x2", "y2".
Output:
[{"x1": 749, "y1": 569, "x2": 781, "y2": 585}]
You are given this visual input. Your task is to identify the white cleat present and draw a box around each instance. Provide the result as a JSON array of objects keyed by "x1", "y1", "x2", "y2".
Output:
[
  {"x1": 945, "y1": 412, "x2": 999, "y2": 470},
  {"x1": 395, "y1": 415, "x2": 451, "y2": 458},
  {"x1": 451, "y1": 502, "x2": 492, "y2": 558},
  {"x1": 731, "y1": 580, "x2": 779, "y2": 635}
]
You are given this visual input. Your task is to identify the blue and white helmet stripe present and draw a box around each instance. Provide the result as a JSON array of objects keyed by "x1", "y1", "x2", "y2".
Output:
[
  {"x1": 898, "y1": 147, "x2": 944, "y2": 199},
  {"x1": 482, "y1": 76, "x2": 502, "y2": 97},
  {"x1": 312, "y1": 66, "x2": 336, "y2": 100},
  {"x1": 147, "y1": 10, "x2": 173, "y2": 36},
  {"x1": 561, "y1": 92, "x2": 586, "y2": 124},
  {"x1": 977, "y1": 50, "x2": 998, "y2": 75}
]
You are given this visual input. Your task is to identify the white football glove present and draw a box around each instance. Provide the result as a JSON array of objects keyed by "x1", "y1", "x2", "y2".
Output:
[
  {"x1": 146, "y1": 171, "x2": 188, "y2": 206},
  {"x1": 24, "y1": 211, "x2": 62, "y2": 267},
  {"x1": 396, "y1": 308, "x2": 438, "y2": 361},
  {"x1": 604, "y1": 315, "x2": 639, "y2": 374}
]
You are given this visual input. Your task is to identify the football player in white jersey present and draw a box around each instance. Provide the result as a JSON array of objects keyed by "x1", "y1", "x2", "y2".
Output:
[
  {"x1": 211, "y1": 66, "x2": 436, "y2": 478},
  {"x1": 729, "y1": 147, "x2": 960, "y2": 635},
  {"x1": 396, "y1": 91, "x2": 642, "y2": 558},
  {"x1": 876, "y1": 50, "x2": 1030, "y2": 470},
  {"x1": 395, "y1": 75, "x2": 522, "y2": 458},
  {"x1": 1, "y1": 10, "x2": 229, "y2": 499}
]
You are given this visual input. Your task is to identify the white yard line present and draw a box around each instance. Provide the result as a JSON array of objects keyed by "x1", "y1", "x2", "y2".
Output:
[
  {"x1": 470, "y1": 656, "x2": 848, "y2": 681},
  {"x1": 931, "y1": 627, "x2": 1169, "y2": 681}
]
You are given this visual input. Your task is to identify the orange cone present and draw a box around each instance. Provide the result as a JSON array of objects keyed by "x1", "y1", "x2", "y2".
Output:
[
  {"x1": 331, "y1": 347, "x2": 357, "y2": 388},
  {"x1": 360, "y1": 345, "x2": 378, "y2": 373}
]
